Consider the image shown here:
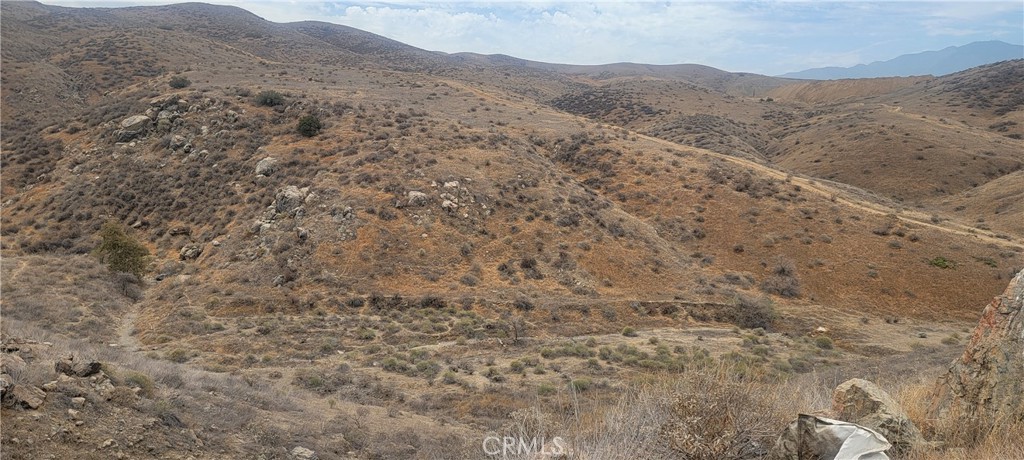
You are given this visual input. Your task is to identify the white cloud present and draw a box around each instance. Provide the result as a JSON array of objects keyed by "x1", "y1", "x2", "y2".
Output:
[{"x1": 40, "y1": 1, "x2": 1024, "y2": 75}]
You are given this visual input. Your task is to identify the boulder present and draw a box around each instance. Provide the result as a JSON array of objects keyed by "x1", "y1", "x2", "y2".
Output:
[
  {"x1": 290, "y1": 446, "x2": 317, "y2": 460},
  {"x1": 117, "y1": 115, "x2": 151, "y2": 142},
  {"x1": 55, "y1": 356, "x2": 102, "y2": 378},
  {"x1": 2, "y1": 384, "x2": 46, "y2": 410},
  {"x1": 930, "y1": 269, "x2": 1024, "y2": 422},
  {"x1": 169, "y1": 134, "x2": 188, "y2": 149},
  {"x1": 179, "y1": 244, "x2": 203, "y2": 261},
  {"x1": 275, "y1": 186, "x2": 307, "y2": 215},
  {"x1": 832, "y1": 378, "x2": 922, "y2": 457},
  {"x1": 0, "y1": 353, "x2": 26, "y2": 376},
  {"x1": 255, "y1": 157, "x2": 278, "y2": 176},
  {"x1": 120, "y1": 115, "x2": 151, "y2": 130},
  {"x1": 407, "y1": 190, "x2": 429, "y2": 207}
]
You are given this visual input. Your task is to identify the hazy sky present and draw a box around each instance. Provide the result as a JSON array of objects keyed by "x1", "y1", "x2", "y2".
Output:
[{"x1": 45, "y1": 1, "x2": 1024, "y2": 75}]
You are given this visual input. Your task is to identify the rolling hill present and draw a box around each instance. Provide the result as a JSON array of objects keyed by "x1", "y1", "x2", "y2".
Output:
[{"x1": 2, "y1": 2, "x2": 1022, "y2": 459}]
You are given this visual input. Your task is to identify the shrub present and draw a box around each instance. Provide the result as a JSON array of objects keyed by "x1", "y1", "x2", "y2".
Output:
[
  {"x1": 929, "y1": 257, "x2": 955, "y2": 269},
  {"x1": 122, "y1": 371, "x2": 155, "y2": 398},
  {"x1": 297, "y1": 114, "x2": 322, "y2": 137},
  {"x1": 356, "y1": 328, "x2": 376, "y2": 340},
  {"x1": 168, "y1": 76, "x2": 191, "y2": 89},
  {"x1": 570, "y1": 378, "x2": 592, "y2": 392},
  {"x1": 255, "y1": 90, "x2": 285, "y2": 107},
  {"x1": 94, "y1": 221, "x2": 150, "y2": 279},
  {"x1": 622, "y1": 326, "x2": 638, "y2": 337},
  {"x1": 760, "y1": 258, "x2": 801, "y2": 298}
]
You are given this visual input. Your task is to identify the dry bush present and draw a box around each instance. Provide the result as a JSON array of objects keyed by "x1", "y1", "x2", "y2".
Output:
[
  {"x1": 499, "y1": 364, "x2": 832, "y2": 460},
  {"x1": 760, "y1": 258, "x2": 801, "y2": 298},
  {"x1": 896, "y1": 381, "x2": 1024, "y2": 460}
]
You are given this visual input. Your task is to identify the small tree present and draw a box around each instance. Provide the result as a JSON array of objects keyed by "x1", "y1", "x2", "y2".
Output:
[
  {"x1": 255, "y1": 90, "x2": 285, "y2": 107},
  {"x1": 94, "y1": 221, "x2": 150, "y2": 279},
  {"x1": 297, "y1": 114, "x2": 322, "y2": 137},
  {"x1": 168, "y1": 76, "x2": 191, "y2": 89}
]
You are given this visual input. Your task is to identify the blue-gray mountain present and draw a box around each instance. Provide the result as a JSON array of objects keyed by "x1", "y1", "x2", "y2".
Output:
[{"x1": 781, "y1": 41, "x2": 1023, "y2": 80}]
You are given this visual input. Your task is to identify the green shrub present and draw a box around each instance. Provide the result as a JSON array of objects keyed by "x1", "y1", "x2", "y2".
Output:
[
  {"x1": 929, "y1": 257, "x2": 955, "y2": 269},
  {"x1": 167, "y1": 349, "x2": 190, "y2": 363},
  {"x1": 814, "y1": 336, "x2": 833, "y2": 350},
  {"x1": 255, "y1": 90, "x2": 285, "y2": 107},
  {"x1": 622, "y1": 326, "x2": 638, "y2": 337},
  {"x1": 94, "y1": 220, "x2": 150, "y2": 279},
  {"x1": 168, "y1": 76, "x2": 191, "y2": 89},
  {"x1": 123, "y1": 371, "x2": 155, "y2": 398},
  {"x1": 297, "y1": 114, "x2": 322, "y2": 137},
  {"x1": 570, "y1": 378, "x2": 592, "y2": 392}
]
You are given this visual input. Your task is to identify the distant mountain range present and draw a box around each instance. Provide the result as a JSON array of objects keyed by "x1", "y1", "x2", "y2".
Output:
[{"x1": 781, "y1": 41, "x2": 1024, "y2": 80}]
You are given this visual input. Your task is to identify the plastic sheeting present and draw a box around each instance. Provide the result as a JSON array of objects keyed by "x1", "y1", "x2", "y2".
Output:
[{"x1": 768, "y1": 414, "x2": 891, "y2": 460}]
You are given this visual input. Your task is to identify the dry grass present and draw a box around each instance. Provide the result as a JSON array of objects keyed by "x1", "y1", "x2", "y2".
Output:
[{"x1": 489, "y1": 362, "x2": 1021, "y2": 460}]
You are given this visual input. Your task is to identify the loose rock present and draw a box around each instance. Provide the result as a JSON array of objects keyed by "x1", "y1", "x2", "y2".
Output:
[{"x1": 833, "y1": 378, "x2": 923, "y2": 457}]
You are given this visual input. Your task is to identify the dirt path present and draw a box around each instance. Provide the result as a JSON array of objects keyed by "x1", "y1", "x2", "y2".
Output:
[{"x1": 116, "y1": 304, "x2": 142, "y2": 351}]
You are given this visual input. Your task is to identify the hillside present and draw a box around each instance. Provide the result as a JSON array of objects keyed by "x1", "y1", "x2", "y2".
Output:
[
  {"x1": 781, "y1": 40, "x2": 1024, "y2": 79},
  {"x1": 2, "y1": 2, "x2": 1023, "y2": 459}
]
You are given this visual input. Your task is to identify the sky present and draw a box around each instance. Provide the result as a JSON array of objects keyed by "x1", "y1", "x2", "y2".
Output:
[{"x1": 44, "y1": 1, "x2": 1024, "y2": 75}]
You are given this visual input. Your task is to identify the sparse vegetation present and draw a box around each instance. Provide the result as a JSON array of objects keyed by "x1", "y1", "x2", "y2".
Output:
[{"x1": 2, "y1": 5, "x2": 1023, "y2": 460}]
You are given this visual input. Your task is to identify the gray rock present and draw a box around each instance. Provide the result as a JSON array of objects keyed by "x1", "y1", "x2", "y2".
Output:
[
  {"x1": 2, "y1": 384, "x2": 46, "y2": 410},
  {"x1": 833, "y1": 378, "x2": 922, "y2": 457},
  {"x1": 255, "y1": 157, "x2": 278, "y2": 176},
  {"x1": 275, "y1": 186, "x2": 307, "y2": 215},
  {"x1": 179, "y1": 244, "x2": 203, "y2": 261},
  {"x1": 931, "y1": 269, "x2": 1024, "y2": 423},
  {"x1": 170, "y1": 135, "x2": 188, "y2": 149},
  {"x1": 0, "y1": 353, "x2": 26, "y2": 376},
  {"x1": 290, "y1": 446, "x2": 317, "y2": 460},
  {"x1": 120, "y1": 115, "x2": 150, "y2": 130},
  {"x1": 117, "y1": 115, "x2": 151, "y2": 142},
  {"x1": 55, "y1": 357, "x2": 102, "y2": 378},
  {"x1": 407, "y1": 191, "x2": 429, "y2": 207}
]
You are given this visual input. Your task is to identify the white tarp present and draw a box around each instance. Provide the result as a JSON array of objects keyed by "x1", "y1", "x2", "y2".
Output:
[{"x1": 769, "y1": 414, "x2": 891, "y2": 460}]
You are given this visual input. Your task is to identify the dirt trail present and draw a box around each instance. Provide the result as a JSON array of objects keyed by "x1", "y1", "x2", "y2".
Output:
[
  {"x1": 116, "y1": 304, "x2": 142, "y2": 350},
  {"x1": 623, "y1": 127, "x2": 1019, "y2": 247}
]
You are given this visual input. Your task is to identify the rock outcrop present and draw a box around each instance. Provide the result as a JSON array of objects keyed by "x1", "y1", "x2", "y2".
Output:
[
  {"x1": 255, "y1": 157, "x2": 278, "y2": 176},
  {"x1": 55, "y1": 356, "x2": 103, "y2": 378},
  {"x1": 832, "y1": 378, "x2": 923, "y2": 457},
  {"x1": 930, "y1": 269, "x2": 1024, "y2": 423},
  {"x1": 116, "y1": 115, "x2": 151, "y2": 142},
  {"x1": 2, "y1": 383, "x2": 46, "y2": 409},
  {"x1": 274, "y1": 186, "x2": 308, "y2": 215},
  {"x1": 179, "y1": 243, "x2": 203, "y2": 261}
]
